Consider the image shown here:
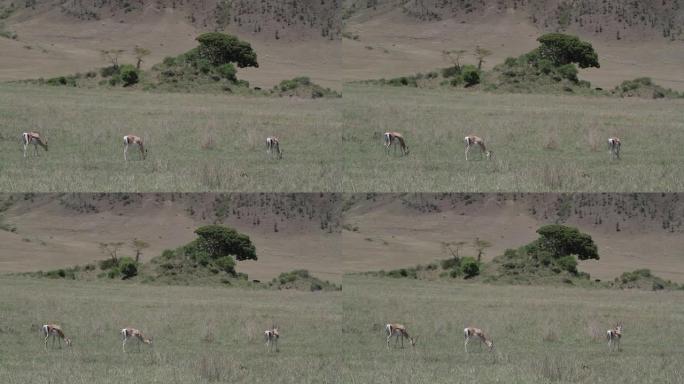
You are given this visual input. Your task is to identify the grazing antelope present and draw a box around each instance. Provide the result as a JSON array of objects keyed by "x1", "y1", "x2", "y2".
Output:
[
  {"x1": 464, "y1": 327, "x2": 494, "y2": 352},
  {"x1": 22, "y1": 132, "x2": 48, "y2": 157},
  {"x1": 121, "y1": 327, "x2": 153, "y2": 352},
  {"x1": 608, "y1": 137, "x2": 621, "y2": 160},
  {"x1": 264, "y1": 325, "x2": 279, "y2": 352},
  {"x1": 464, "y1": 135, "x2": 492, "y2": 161},
  {"x1": 607, "y1": 323, "x2": 623, "y2": 352},
  {"x1": 383, "y1": 132, "x2": 409, "y2": 156},
  {"x1": 266, "y1": 136, "x2": 283, "y2": 159},
  {"x1": 123, "y1": 135, "x2": 147, "y2": 161},
  {"x1": 41, "y1": 324, "x2": 71, "y2": 351},
  {"x1": 385, "y1": 323, "x2": 417, "y2": 349}
]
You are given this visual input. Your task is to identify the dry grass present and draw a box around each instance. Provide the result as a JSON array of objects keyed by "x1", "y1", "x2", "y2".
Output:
[
  {"x1": 343, "y1": 84, "x2": 684, "y2": 192},
  {"x1": 0, "y1": 84, "x2": 342, "y2": 192}
]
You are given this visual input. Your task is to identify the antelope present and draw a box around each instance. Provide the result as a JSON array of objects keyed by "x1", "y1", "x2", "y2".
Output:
[
  {"x1": 608, "y1": 137, "x2": 621, "y2": 160},
  {"x1": 123, "y1": 135, "x2": 147, "y2": 161},
  {"x1": 385, "y1": 323, "x2": 417, "y2": 349},
  {"x1": 266, "y1": 136, "x2": 283, "y2": 159},
  {"x1": 464, "y1": 327, "x2": 494, "y2": 352},
  {"x1": 264, "y1": 325, "x2": 279, "y2": 352},
  {"x1": 121, "y1": 327, "x2": 153, "y2": 352},
  {"x1": 464, "y1": 135, "x2": 492, "y2": 161},
  {"x1": 41, "y1": 324, "x2": 71, "y2": 351},
  {"x1": 383, "y1": 132, "x2": 409, "y2": 156},
  {"x1": 607, "y1": 323, "x2": 623, "y2": 352},
  {"x1": 22, "y1": 132, "x2": 48, "y2": 157}
]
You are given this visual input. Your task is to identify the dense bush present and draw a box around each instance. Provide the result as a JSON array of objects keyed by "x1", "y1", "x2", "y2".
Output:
[
  {"x1": 216, "y1": 63, "x2": 237, "y2": 81},
  {"x1": 461, "y1": 65, "x2": 481, "y2": 87},
  {"x1": 460, "y1": 257, "x2": 480, "y2": 278},
  {"x1": 118, "y1": 257, "x2": 139, "y2": 279},
  {"x1": 119, "y1": 64, "x2": 139, "y2": 86}
]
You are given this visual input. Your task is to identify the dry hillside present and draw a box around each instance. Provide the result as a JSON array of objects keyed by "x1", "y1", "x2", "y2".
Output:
[
  {"x1": 2, "y1": 193, "x2": 684, "y2": 283},
  {"x1": 0, "y1": 193, "x2": 343, "y2": 281},
  {"x1": 341, "y1": 193, "x2": 684, "y2": 283},
  {"x1": 0, "y1": 0, "x2": 341, "y2": 87},
  {"x1": 342, "y1": 0, "x2": 684, "y2": 89}
]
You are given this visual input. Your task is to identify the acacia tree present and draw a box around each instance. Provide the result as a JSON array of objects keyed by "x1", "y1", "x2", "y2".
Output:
[
  {"x1": 133, "y1": 46, "x2": 151, "y2": 70},
  {"x1": 474, "y1": 46, "x2": 492, "y2": 70},
  {"x1": 191, "y1": 225, "x2": 257, "y2": 275},
  {"x1": 131, "y1": 238, "x2": 150, "y2": 262},
  {"x1": 536, "y1": 33, "x2": 600, "y2": 68},
  {"x1": 442, "y1": 49, "x2": 467, "y2": 71},
  {"x1": 195, "y1": 33, "x2": 259, "y2": 68},
  {"x1": 100, "y1": 49, "x2": 125, "y2": 68},
  {"x1": 535, "y1": 224, "x2": 599, "y2": 260},
  {"x1": 99, "y1": 242, "x2": 124, "y2": 262},
  {"x1": 473, "y1": 237, "x2": 492, "y2": 263}
]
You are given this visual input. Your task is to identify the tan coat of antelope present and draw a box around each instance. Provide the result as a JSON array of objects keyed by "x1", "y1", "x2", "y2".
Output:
[
  {"x1": 464, "y1": 135, "x2": 492, "y2": 161},
  {"x1": 385, "y1": 323, "x2": 417, "y2": 349},
  {"x1": 607, "y1": 323, "x2": 623, "y2": 352},
  {"x1": 266, "y1": 136, "x2": 283, "y2": 159},
  {"x1": 464, "y1": 327, "x2": 494, "y2": 352},
  {"x1": 121, "y1": 327, "x2": 153, "y2": 352},
  {"x1": 383, "y1": 132, "x2": 409, "y2": 156},
  {"x1": 264, "y1": 325, "x2": 280, "y2": 352},
  {"x1": 22, "y1": 132, "x2": 48, "y2": 157},
  {"x1": 42, "y1": 324, "x2": 71, "y2": 351},
  {"x1": 608, "y1": 137, "x2": 621, "y2": 160},
  {"x1": 123, "y1": 135, "x2": 147, "y2": 161}
]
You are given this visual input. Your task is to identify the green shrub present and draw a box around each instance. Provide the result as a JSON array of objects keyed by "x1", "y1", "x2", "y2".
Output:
[
  {"x1": 99, "y1": 258, "x2": 119, "y2": 270},
  {"x1": 118, "y1": 257, "x2": 138, "y2": 279},
  {"x1": 216, "y1": 63, "x2": 237, "y2": 81},
  {"x1": 442, "y1": 66, "x2": 460, "y2": 78},
  {"x1": 557, "y1": 64, "x2": 578, "y2": 82},
  {"x1": 100, "y1": 65, "x2": 119, "y2": 78},
  {"x1": 214, "y1": 255, "x2": 236, "y2": 275},
  {"x1": 119, "y1": 64, "x2": 139, "y2": 86},
  {"x1": 461, "y1": 65, "x2": 480, "y2": 87},
  {"x1": 460, "y1": 257, "x2": 480, "y2": 278}
]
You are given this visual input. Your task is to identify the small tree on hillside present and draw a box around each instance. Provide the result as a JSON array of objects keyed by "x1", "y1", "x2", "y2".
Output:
[
  {"x1": 99, "y1": 242, "x2": 124, "y2": 263},
  {"x1": 473, "y1": 237, "x2": 492, "y2": 263},
  {"x1": 194, "y1": 225, "x2": 257, "y2": 261},
  {"x1": 133, "y1": 46, "x2": 151, "y2": 70},
  {"x1": 535, "y1": 224, "x2": 599, "y2": 260},
  {"x1": 442, "y1": 49, "x2": 467, "y2": 72},
  {"x1": 536, "y1": 33, "x2": 600, "y2": 68},
  {"x1": 131, "y1": 238, "x2": 150, "y2": 263},
  {"x1": 100, "y1": 49, "x2": 125, "y2": 69},
  {"x1": 474, "y1": 46, "x2": 492, "y2": 70},
  {"x1": 443, "y1": 240, "x2": 467, "y2": 258},
  {"x1": 195, "y1": 33, "x2": 259, "y2": 68}
]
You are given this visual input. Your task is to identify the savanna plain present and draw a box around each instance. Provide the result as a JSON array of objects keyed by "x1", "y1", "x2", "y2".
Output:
[
  {"x1": 343, "y1": 84, "x2": 684, "y2": 192},
  {"x1": 0, "y1": 277, "x2": 341, "y2": 384},
  {"x1": 0, "y1": 85, "x2": 341, "y2": 192},
  {"x1": 342, "y1": 275, "x2": 684, "y2": 384}
]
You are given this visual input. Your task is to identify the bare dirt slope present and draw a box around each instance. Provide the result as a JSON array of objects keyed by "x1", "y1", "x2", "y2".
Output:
[
  {"x1": 0, "y1": 0, "x2": 341, "y2": 88},
  {"x1": 343, "y1": 2, "x2": 684, "y2": 90},
  {"x1": 0, "y1": 194, "x2": 342, "y2": 282},
  {"x1": 341, "y1": 194, "x2": 684, "y2": 283}
]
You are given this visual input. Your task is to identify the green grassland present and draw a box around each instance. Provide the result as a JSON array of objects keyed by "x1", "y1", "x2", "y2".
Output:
[
  {"x1": 342, "y1": 275, "x2": 684, "y2": 384},
  {"x1": 0, "y1": 276, "x2": 341, "y2": 383},
  {"x1": 0, "y1": 84, "x2": 341, "y2": 192},
  {"x1": 342, "y1": 84, "x2": 684, "y2": 192}
]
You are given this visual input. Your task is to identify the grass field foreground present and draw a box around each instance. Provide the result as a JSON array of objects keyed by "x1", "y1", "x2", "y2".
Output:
[
  {"x1": 0, "y1": 84, "x2": 342, "y2": 192},
  {"x1": 343, "y1": 84, "x2": 684, "y2": 192}
]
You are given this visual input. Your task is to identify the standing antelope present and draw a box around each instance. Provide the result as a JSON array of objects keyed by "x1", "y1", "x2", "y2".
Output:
[
  {"x1": 123, "y1": 135, "x2": 147, "y2": 161},
  {"x1": 41, "y1": 324, "x2": 71, "y2": 351},
  {"x1": 464, "y1": 327, "x2": 494, "y2": 352},
  {"x1": 464, "y1": 135, "x2": 492, "y2": 161},
  {"x1": 608, "y1": 137, "x2": 621, "y2": 160},
  {"x1": 383, "y1": 132, "x2": 409, "y2": 156},
  {"x1": 264, "y1": 325, "x2": 280, "y2": 352},
  {"x1": 121, "y1": 327, "x2": 153, "y2": 352},
  {"x1": 22, "y1": 132, "x2": 48, "y2": 157},
  {"x1": 266, "y1": 136, "x2": 283, "y2": 159},
  {"x1": 385, "y1": 323, "x2": 417, "y2": 349},
  {"x1": 607, "y1": 323, "x2": 623, "y2": 352}
]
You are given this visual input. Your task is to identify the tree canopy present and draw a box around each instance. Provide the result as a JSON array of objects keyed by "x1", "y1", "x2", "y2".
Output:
[
  {"x1": 536, "y1": 33, "x2": 599, "y2": 69},
  {"x1": 196, "y1": 33, "x2": 258, "y2": 68},
  {"x1": 535, "y1": 224, "x2": 599, "y2": 260},
  {"x1": 193, "y1": 225, "x2": 257, "y2": 261}
]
